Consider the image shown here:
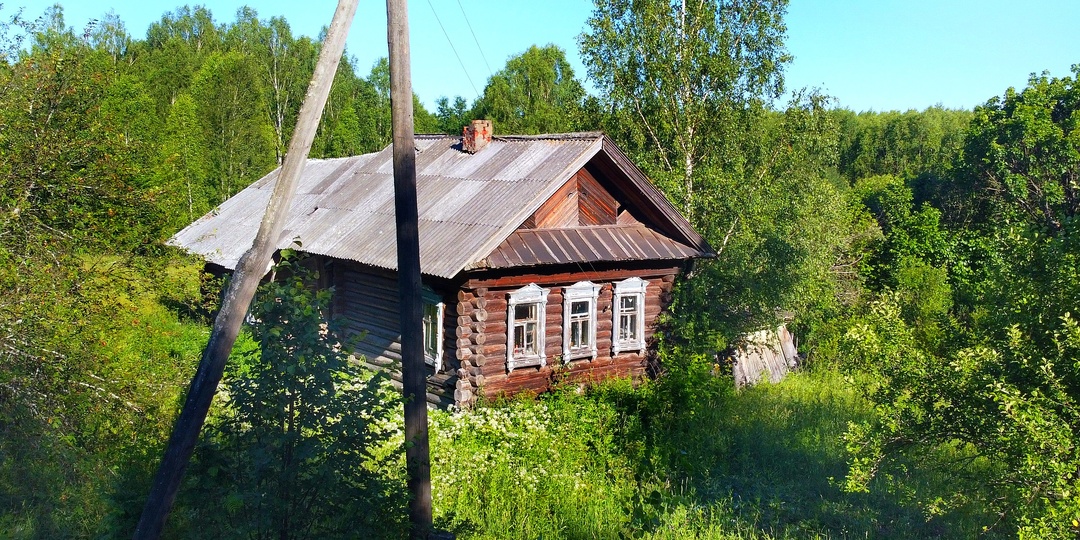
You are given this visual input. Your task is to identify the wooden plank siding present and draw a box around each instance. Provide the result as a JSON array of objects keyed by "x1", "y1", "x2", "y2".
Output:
[
  {"x1": 333, "y1": 260, "x2": 457, "y2": 408},
  {"x1": 528, "y1": 168, "x2": 617, "y2": 230},
  {"x1": 577, "y1": 168, "x2": 617, "y2": 226},
  {"x1": 533, "y1": 175, "x2": 579, "y2": 228}
]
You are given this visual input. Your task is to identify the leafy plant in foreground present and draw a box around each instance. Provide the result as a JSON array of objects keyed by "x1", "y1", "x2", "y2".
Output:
[
  {"x1": 180, "y1": 259, "x2": 406, "y2": 539},
  {"x1": 842, "y1": 295, "x2": 1080, "y2": 538}
]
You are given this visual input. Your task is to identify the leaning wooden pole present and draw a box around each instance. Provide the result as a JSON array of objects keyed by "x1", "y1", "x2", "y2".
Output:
[
  {"x1": 132, "y1": 2, "x2": 358, "y2": 537},
  {"x1": 386, "y1": 0, "x2": 433, "y2": 537}
]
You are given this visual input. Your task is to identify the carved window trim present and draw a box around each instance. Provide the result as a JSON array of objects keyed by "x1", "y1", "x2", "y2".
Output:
[
  {"x1": 612, "y1": 277, "x2": 646, "y2": 354},
  {"x1": 507, "y1": 283, "x2": 548, "y2": 372},
  {"x1": 562, "y1": 281, "x2": 601, "y2": 361}
]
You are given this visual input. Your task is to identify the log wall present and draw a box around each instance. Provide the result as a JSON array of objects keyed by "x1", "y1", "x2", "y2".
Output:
[
  {"x1": 447, "y1": 287, "x2": 490, "y2": 407},
  {"x1": 319, "y1": 258, "x2": 682, "y2": 408},
  {"x1": 454, "y1": 267, "x2": 678, "y2": 401}
]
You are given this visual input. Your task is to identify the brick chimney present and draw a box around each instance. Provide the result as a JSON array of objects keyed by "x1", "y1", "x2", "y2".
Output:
[{"x1": 461, "y1": 119, "x2": 492, "y2": 153}]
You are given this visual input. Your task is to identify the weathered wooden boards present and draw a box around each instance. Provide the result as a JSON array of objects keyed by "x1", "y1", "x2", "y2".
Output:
[{"x1": 730, "y1": 324, "x2": 800, "y2": 387}]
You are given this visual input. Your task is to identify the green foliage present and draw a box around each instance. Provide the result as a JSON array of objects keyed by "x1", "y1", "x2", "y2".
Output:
[
  {"x1": 832, "y1": 69, "x2": 1080, "y2": 537},
  {"x1": 0, "y1": 28, "x2": 161, "y2": 251},
  {"x1": 178, "y1": 259, "x2": 407, "y2": 539},
  {"x1": 964, "y1": 66, "x2": 1080, "y2": 233},
  {"x1": 582, "y1": 0, "x2": 790, "y2": 220},
  {"x1": 435, "y1": 95, "x2": 470, "y2": 135},
  {"x1": 835, "y1": 107, "x2": 972, "y2": 183},
  {"x1": 413, "y1": 93, "x2": 440, "y2": 134},
  {"x1": 191, "y1": 50, "x2": 275, "y2": 203},
  {"x1": 429, "y1": 357, "x2": 991, "y2": 539},
  {"x1": 0, "y1": 254, "x2": 210, "y2": 537},
  {"x1": 227, "y1": 9, "x2": 317, "y2": 164},
  {"x1": 5, "y1": 3, "x2": 1080, "y2": 538},
  {"x1": 141, "y1": 6, "x2": 222, "y2": 115},
  {"x1": 431, "y1": 397, "x2": 636, "y2": 538},
  {"x1": 842, "y1": 294, "x2": 1080, "y2": 538},
  {"x1": 155, "y1": 92, "x2": 211, "y2": 227},
  {"x1": 851, "y1": 174, "x2": 953, "y2": 294},
  {"x1": 668, "y1": 94, "x2": 854, "y2": 349},
  {"x1": 583, "y1": 2, "x2": 859, "y2": 349},
  {"x1": 471, "y1": 44, "x2": 586, "y2": 135},
  {"x1": 833, "y1": 107, "x2": 977, "y2": 227},
  {"x1": 0, "y1": 6, "x2": 449, "y2": 535},
  {"x1": 0, "y1": 22, "x2": 205, "y2": 536}
]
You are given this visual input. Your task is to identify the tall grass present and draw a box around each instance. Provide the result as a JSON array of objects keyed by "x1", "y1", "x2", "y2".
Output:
[{"x1": 428, "y1": 365, "x2": 998, "y2": 539}]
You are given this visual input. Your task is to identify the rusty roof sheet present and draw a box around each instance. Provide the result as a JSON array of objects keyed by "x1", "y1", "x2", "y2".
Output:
[
  {"x1": 482, "y1": 225, "x2": 701, "y2": 269},
  {"x1": 170, "y1": 134, "x2": 606, "y2": 279}
]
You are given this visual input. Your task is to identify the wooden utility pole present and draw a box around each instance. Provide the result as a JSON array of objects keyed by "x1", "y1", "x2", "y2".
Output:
[
  {"x1": 132, "y1": 1, "x2": 359, "y2": 538},
  {"x1": 386, "y1": 0, "x2": 434, "y2": 537}
]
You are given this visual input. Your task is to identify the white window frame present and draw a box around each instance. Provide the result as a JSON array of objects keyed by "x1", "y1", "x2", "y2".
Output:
[
  {"x1": 562, "y1": 281, "x2": 600, "y2": 362},
  {"x1": 612, "y1": 277, "x2": 647, "y2": 354},
  {"x1": 421, "y1": 289, "x2": 445, "y2": 372},
  {"x1": 507, "y1": 283, "x2": 549, "y2": 372}
]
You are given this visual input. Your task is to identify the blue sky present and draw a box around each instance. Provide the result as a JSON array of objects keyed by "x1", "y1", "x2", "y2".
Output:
[{"x1": 8, "y1": 0, "x2": 1079, "y2": 113}]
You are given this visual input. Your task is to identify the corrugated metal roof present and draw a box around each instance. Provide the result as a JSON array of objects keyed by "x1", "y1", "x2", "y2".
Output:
[
  {"x1": 170, "y1": 134, "x2": 611, "y2": 279},
  {"x1": 483, "y1": 225, "x2": 700, "y2": 269}
]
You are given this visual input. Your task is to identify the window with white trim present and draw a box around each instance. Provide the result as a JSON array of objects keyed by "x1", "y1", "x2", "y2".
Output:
[
  {"x1": 507, "y1": 283, "x2": 548, "y2": 372},
  {"x1": 612, "y1": 277, "x2": 646, "y2": 354},
  {"x1": 421, "y1": 289, "x2": 445, "y2": 372},
  {"x1": 562, "y1": 281, "x2": 600, "y2": 361}
]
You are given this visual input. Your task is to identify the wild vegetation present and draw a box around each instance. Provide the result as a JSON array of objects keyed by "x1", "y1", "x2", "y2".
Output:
[{"x1": 1, "y1": 1, "x2": 1078, "y2": 538}]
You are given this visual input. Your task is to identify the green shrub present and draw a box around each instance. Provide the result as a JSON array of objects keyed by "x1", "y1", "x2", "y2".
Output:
[{"x1": 177, "y1": 258, "x2": 407, "y2": 539}]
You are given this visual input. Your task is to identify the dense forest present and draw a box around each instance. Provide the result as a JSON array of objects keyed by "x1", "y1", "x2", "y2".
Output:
[{"x1": 1, "y1": 1, "x2": 1078, "y2": 538}]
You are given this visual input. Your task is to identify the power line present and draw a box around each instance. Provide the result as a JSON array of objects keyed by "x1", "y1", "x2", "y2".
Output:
[
  {"x1": 425, "y1": 0, "x2": 480, "y2": 98},
  {"x1": 456, "y1": 0, "x2": 493, "y2": 78}
]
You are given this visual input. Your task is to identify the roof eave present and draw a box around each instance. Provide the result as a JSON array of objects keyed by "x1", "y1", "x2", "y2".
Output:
[{"x1": 597, "y1": 135, "x2": 715, "y2": 256}]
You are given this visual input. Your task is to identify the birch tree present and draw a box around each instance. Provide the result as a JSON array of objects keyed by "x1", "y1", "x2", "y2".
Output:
[{"x1": 581, "y1": 0, "x2": 790, "y2": 222}]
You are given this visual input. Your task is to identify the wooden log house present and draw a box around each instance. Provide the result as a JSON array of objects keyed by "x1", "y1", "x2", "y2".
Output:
[{"x1": 171, "y1": 122, "x2": 714, "y2": 407}]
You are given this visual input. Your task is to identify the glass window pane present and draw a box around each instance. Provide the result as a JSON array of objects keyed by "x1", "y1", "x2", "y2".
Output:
[
  {"x1": 422, "y1": 303, "x2": 439, "y2": 356},
  {"x1": 515, "y1": 303, "x2": 535, "y2": 320},
  {"x1": 571, "y1": 300, "x2": 588, "y2": 316},
  {"x1": 514, "y1": 325, "x2": 526, "y2": 351},
  {"x1": 621, "y1": 295, "x2": 637, "y2": 311},
  {"x1": 525, "y1": 322, "x2": 537, "y2": 353},
  {"x1": 513, "y1": 301, "x2": 542, "y2": 357}
]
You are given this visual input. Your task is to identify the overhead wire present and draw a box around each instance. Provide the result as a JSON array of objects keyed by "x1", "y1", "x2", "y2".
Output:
[
  {"x1": 455, "y1": 0, "x2": 493, "y2": 79},
  {"x1": 425, "y1": 0, "x2": 480, "y2": 98}
]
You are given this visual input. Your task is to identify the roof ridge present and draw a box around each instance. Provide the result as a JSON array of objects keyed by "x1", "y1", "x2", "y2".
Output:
[
  {"x1": 493, "y1": 131, "x2": 604, "y2": 142},
  {"x1": 414, "y1": 131, "x2": 603, "y2": 142},
  {"x1": 515, "y1": 223, "x2": 647, "y2": 232}
]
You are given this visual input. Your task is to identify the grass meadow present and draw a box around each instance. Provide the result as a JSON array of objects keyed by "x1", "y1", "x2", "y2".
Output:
[{"x1": 425, "y1": 364, "x2": 999, "y2": 539}]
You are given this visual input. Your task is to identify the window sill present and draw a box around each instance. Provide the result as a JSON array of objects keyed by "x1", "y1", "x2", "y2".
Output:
[
  {"x1": 511, "y1": 355, "x2": 544, "y2": 368},
  {"x1": 564, "y1": 351, "x2": 595, "y2": 362},
  {"x1": 424, "y1": 355, "x2": 442, "y2": 372}
]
